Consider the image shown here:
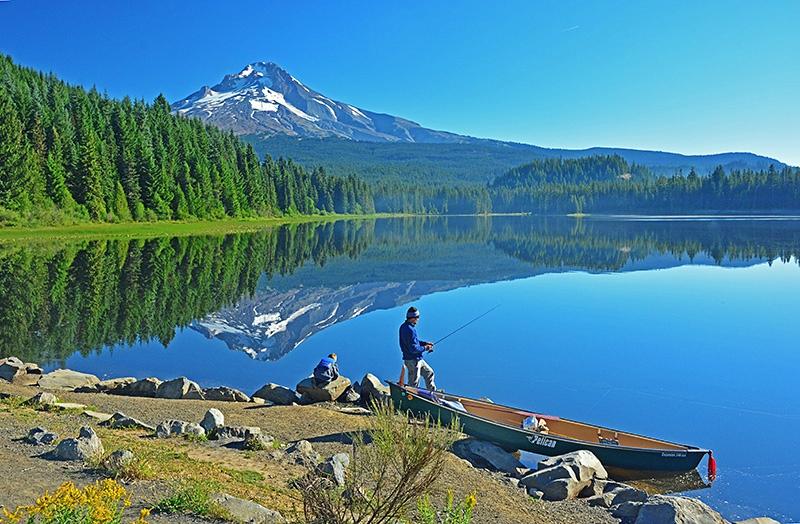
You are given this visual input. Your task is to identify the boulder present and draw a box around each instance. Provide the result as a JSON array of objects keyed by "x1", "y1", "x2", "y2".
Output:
[
  {"x1": 538, "y1": 450, "x2": 608, "y2": 481},
  {"x1": 452, "y1": 438, "x2": 526, "y2": 477},
  {"x1": 296, "y1": 376, "x2": 351, "y2": 403},
  {"x1": 210, "y1": 493, "x2": 285, "y2": 524},
  {"x1": 541, "y1": 477, "x2": 591, "y2": 501},
  {"x1": 289, "y1": 439, "x2": 320, "y2": 465},
  {"x1": 155, "y1": 420, "x2": 205, "y2": 439},
  {"x1": 156, "y1": 377, "x2": 205, "y2": 400},
  {"x1": 244, "y1": 433, "x2": 275, "y2": 451},
  {"x1": 102, "y1": 449, "x2": 134, "y2": 472},
  {"x1": 319, "y1": 453, "x2": 350, "y2": 486},
  {"x1": 609, "y1": 485, "x2": 648, "y2": 506},
  {"x1": 37, "y1": 369, "x2": 100, "y2": 391},
  {"x1": 23, "y1": 427, "x2": 58, "y2": 446},
  {"x1": 359, "y1": 373, "x2": 390, "y2": 405},
  {"x1": 203, "y1": 386, "x2": 250, "y2": 402},
  {"x1": 585, "y1": 492, "x2": 618, "y2": 508},
  {"x1": 96, "y1": 377, "x2": 136, "y2": 393},
  {"x1": 612, "y1": 501, "x2": 644, "y2": 521},
  {"x1": 519, "y1": 464, "x2": 590, "y2": 501},
  {"x1": 252, "y1": 383, "x2": 300, "y2": 405},
  {"x1": 341, "y1": 387, "x2": 360, "y2": 403},
  {"x1": 0, "y1": 357, "x2": 43, "y2": 385},
  {"x1": 735, "y1": 519, "x2": 781, "y2": 524},
  {"x1": 100, "y1": 412, "x2": 155, "y2": 431},
  {"x1": 200, "y1": 408, "x2": 225, "y2": 434},
  {"x1": 212, "y1": 425, "x2": 261, "y2": 441},
  {"x1": 25, "y1": 392, "x2": 58, "y2": 407},
  {"x1": 634, "y1": 495, "x2": 727, "y2": 524},
  {"x1": 117, "y1": 377, "x2": 162, "y2": 397},
  {"x1": 52, "y1": 426, "x2": 104, "y2": 461},
  {"x1": 519, "y1": 464, "x2": 576, "y2": 490}
]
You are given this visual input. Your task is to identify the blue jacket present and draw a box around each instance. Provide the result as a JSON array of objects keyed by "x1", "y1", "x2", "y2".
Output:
[
  {"x1": 399, "y1": 320, "x2": 429, "y2": 361},
  {"x1": 313, "y1": 357, "x2": 339, "y2": 384}
]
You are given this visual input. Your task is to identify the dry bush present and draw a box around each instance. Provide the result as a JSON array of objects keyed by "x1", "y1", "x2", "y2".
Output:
[{"x1": 298, "y1": 402, "x2": 459, "y2": 524}]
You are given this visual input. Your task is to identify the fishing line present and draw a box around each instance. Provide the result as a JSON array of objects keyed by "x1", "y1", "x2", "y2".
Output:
[{"x1": 431, "y1": 305, "x2": 500, "y2": 346}]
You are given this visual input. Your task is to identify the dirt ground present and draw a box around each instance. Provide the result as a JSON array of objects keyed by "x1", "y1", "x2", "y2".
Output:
[{"x1": 0, "y1": 381, "x2": 615, "y2": 524}]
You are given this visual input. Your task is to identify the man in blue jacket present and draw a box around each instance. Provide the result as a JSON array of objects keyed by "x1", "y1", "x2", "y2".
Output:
[{"x1": 399, "y1": 306, "x2": 437, "y2": 391}]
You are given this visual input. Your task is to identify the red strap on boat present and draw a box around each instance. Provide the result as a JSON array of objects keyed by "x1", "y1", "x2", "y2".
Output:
[{"x1": 707, "y1": 450, "x2": 717, "y2": 482}]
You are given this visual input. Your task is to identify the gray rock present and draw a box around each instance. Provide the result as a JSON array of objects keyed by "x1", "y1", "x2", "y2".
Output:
[
  {"x1": 579, "y1": 478, "x2": 609, "y2": 498},
  {"x1": 52, "y1": 426, "x2": 104, "y2": 461},
  {"x1": 359, "y1": 373, "x2": 390, "y2": 405},
  {"x1": 200, "y1": 408, "x2": 225, "y2": 434},
  {"x1": 244, "y1": 433, "x2": 275, "y2": 451},
  {"x1": 612, "y1": 501, "x2": 643, "y2": 521},
  {"x1": 634, "y1": 495, "x2": 728, "y2": 524},
  {"x1": 25, "y1": 392, "x2": 58, "y2": 407},
  {"x1": 96, "y1": 377, "x2": 136, "y2": 393},
  {"x1": 519, "y1": 464, "x2": 576, "y2": 490},
  {"x1": 289, "y1": 439, "x2": 320, "y2": 465},
  {"x1": 538, "y1": 450, "x2": 608, "y2": 481},
  {"x1": 156, "y1": 420, "x2": 205, "y2": 439},
  {"x1": 527, "y1": 488, "x2": 544, "y2": 499},
  {"x1": 212, "y1": 425, "x2": 261, "y2": 441},
  {"x1": 100, "y1": 412, "x2": 155, "y2": 431},
  {"x1": 117, "y1": 377, "x2": 162, "y2": 397},
  {"x1": 156, "y1": 377, "x2": 205, "y2": 400},
  {"x1": 252, "y1": 383, "x2": 300, "y2": 405},
  {"x1": 38, "y1": 369, "x2": 100, "y2": 391},
  {"x1": 543, "y1": 478, "x2": 591, "y2": 501},
  {"x1": 102, "y1": 449, "x2": 134, "y2": 472},
  {"x1": 296, "y1": 375, "x2": 351, "y2": 403},
  {"x1": 341, "y1": 387, "x2": 360, "y2": 403},
  {"x1": 210, "y1": 493, "x2": 285, "y2": 523},
  {"x1": 452, "y1": 438, "x2": 526, "y2": 477},
  {"x1": 735, "y1": 519, "x2": 781, "y2": 524},
  {"x1": 585, "y1": 492, "x2": 618, "y2": 508},
  {"x1": 519, "y1": 464, "x2": 590, "y2": 501},
  {"x1": 0, "y1": 357, "x2": 43, "y2": 385},
  {"x1": 319, "y1": 453, "x2": 350, "y2": 486},
  {"x1": 203, "y1": 386, "x2": 250, "y2": 402},
  {"x1": 23, "y1": 427, "x2": 58, "y2": 446},
  {"x1": 609, "y1": 485, "x2": 648, "y2": 506}
]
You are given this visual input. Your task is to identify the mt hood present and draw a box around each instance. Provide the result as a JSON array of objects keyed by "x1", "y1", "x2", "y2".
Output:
[{"x1": 172, "y1": 61, "x2": 472, "y2": 143}]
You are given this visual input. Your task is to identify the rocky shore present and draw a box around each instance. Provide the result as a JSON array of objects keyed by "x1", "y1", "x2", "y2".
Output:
[{"x1": 0, "y1": 356, "x2": 782, "y2": 524}]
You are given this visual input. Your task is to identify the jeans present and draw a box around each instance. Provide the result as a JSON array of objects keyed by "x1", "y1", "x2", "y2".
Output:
[{"x1": 404, "y1": 359, "x2": 436, "y2": 391}]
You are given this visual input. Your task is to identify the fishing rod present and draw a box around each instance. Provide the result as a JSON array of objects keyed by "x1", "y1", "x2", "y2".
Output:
[{"x1": 431, "y1": 305, "x2": 500, "y2": 346}]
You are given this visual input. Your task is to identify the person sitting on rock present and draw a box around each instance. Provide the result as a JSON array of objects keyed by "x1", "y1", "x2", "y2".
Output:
[{"x1": 313, "y1": 353, "x2": 340, "y2": 387}]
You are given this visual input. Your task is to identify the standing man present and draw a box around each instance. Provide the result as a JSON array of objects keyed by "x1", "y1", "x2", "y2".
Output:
[{"x1": 399, "y1": 306, "x2": 437, "y2": 391}]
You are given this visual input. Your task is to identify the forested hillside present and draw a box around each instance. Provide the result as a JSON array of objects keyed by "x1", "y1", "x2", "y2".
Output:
[
  {"x1": 491, "y1": 156, "x2": 800, "y2": 214},
  {"x1": 0, "y1": 54, "x2": 372, "y2": 225}
]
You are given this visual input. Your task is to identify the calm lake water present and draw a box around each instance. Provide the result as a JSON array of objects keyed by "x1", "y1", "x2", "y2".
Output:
[{"x1": 2, "y1": 216, "x2": 799, "y2": 522}]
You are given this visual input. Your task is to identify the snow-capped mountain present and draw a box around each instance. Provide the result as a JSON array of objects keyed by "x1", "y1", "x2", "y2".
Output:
[{"x1": 172, "y1": 61, "x2": 479, "y2": 143}]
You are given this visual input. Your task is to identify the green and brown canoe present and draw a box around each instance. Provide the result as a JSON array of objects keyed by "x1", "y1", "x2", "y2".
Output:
[{"x1": 388, "y1": 382, "x2": 715, "y2": 479}]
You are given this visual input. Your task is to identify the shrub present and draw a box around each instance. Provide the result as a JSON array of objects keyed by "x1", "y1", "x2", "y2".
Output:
[
  {"x1": 297, "y1": 403, "x2": 460, "y2": 524},
  {"x1": 414, "y1": 491, "x2": 477, "y2": 524},
  {"x1": 152, "y1": 480, "x2": 221, "y2": 517},
  {"x1": 0, "y1": 479, "x2": 144, "y2": 524}
]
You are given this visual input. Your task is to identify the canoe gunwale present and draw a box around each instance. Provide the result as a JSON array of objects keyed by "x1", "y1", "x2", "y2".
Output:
[{"x1": 388, "y1": 382, "x2": 709, "y2": 455}]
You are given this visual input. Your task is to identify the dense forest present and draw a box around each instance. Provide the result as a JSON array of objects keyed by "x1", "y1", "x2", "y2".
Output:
[
  {"x1": 490, "y1": 156, "x2": 800, "y2": 214},
  {"x1": 0, "y1": 54, "x2": 373, "y2": 225}
]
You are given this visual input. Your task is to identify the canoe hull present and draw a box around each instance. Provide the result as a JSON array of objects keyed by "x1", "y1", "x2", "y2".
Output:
[{"x1": 389, "y1": 383, "x2": 706, "y2": 475}]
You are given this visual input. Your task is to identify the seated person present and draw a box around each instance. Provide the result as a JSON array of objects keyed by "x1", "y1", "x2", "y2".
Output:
[{"x1": 313, "y1": 353, "x2": 340, "y2": 387}]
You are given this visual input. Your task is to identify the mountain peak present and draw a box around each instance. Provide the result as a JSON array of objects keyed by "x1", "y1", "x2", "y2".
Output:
[{"x1": 171, "y1": 62, "x2": 474, "y2": 143}]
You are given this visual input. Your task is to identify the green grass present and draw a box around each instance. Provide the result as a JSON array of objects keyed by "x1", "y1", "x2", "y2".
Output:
[
  {"x1": 223, "y1": 468, "x2": 265, "y2": 485},
  {"x1": 0, "y1": 213, "x2": 405, "y2": 242}
]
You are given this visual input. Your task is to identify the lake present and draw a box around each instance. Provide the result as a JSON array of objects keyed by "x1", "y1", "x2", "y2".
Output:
[{"x1": 1, "y1": 216, "x2": 799, "y2": 522}]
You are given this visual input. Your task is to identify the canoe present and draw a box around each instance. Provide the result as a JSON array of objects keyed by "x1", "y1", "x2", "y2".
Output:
[{"x1": 388, "y1": 382, "x2": 714, "y2": 479}]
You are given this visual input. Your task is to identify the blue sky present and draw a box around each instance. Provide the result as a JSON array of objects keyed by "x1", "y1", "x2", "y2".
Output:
[{"x1": 1, "y1": 0, "x2": 798, "y2": 165}]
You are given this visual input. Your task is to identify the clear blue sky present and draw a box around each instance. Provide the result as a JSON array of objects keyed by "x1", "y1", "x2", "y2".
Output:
[{"x1": 1, "y1": 0, "x2": 798, "y2": 165}]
